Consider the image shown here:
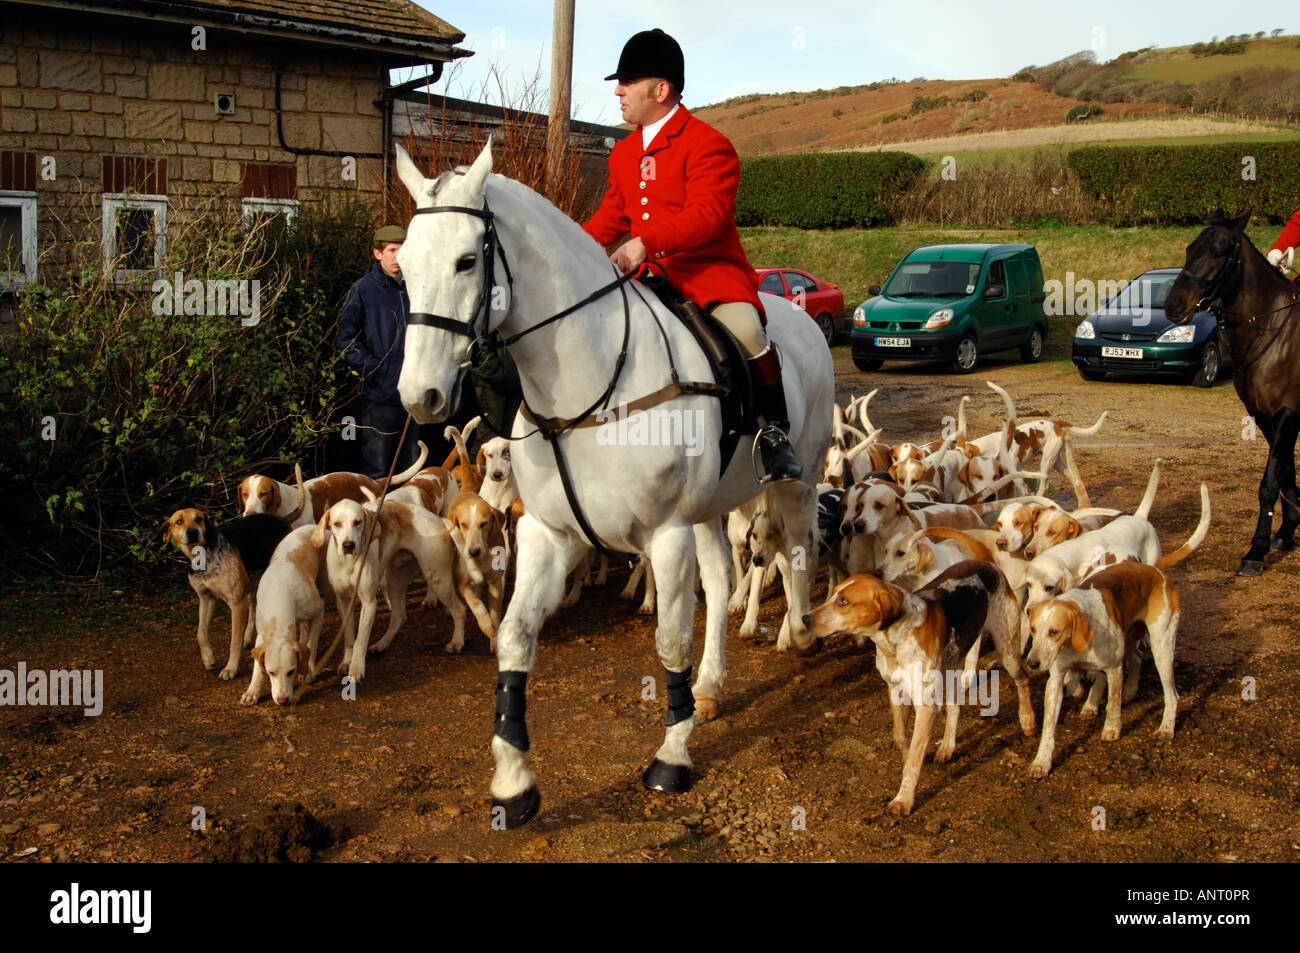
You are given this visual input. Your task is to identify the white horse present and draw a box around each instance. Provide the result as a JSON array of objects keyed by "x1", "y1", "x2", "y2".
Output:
[{"x1": 394, "y1": 141, "x2": 833, "y2": 828}]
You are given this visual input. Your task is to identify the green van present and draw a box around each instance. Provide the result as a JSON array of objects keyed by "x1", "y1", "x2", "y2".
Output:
[{"x1": 849, "y1": 243, "x2": 1047, "y2": 373}]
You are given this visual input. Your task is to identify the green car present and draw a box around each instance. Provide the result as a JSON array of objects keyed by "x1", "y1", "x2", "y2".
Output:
[{"x1": 850, "y1": 243, "x2": 1048, "y2": 373}]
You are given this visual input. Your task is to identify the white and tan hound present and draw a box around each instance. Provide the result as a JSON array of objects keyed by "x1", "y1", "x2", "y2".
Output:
[
  {"x1": 807, "y1": 562, "x2": 1035, "y2": 815},
  {"x1": 1025, "y1": 562, "x2": 1180, "y2": 778}
]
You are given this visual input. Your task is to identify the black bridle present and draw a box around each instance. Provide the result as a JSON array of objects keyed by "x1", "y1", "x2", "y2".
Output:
[{"x1": 403, "y1": 198, "x2": 646, "y2": 559}]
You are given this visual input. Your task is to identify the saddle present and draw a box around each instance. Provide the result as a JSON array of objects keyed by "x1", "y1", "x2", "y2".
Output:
[{"x1": 635, "y1": 270, "x2": 758, "y2": 476}]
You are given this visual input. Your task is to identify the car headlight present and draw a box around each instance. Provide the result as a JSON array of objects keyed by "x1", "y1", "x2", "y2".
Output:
[
  {"x1": 1156, "y1": 325, "x2": 1195, "y2": 343},
  {"x1": 1074, "y1": 320, "x2": 1095, "y2": 340},
  {"x1": 924, "y1": 308, "x2": 953, "y2": 329},
  {"x1": 852, "y1": 305, "x2": 866, "y2": 327}
]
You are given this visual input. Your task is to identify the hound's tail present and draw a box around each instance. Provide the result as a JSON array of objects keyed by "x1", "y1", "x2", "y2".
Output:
[
  {"x1": 1133, "y1": 458, "x2": 1162, "y2": 521},
  {"x1": 1156, "y1": 483, "x2": 1211, "y2": 570}
]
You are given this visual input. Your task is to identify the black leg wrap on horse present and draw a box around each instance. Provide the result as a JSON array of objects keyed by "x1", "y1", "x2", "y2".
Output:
[
  {"x1": 493, "y1": 670, "x2": 530, "y2": 751},
  {"x1": 664, "y1": 665, "x2": 695, "y2": 726}
]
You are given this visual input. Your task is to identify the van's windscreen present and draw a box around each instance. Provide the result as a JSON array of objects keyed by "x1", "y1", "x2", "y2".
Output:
[{"x1": 884, "y1": 261, "x2": 983, "y2": 298}]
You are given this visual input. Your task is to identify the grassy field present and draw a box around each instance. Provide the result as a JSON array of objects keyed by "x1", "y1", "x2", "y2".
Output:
[
  {"x1": 740, "y1": 223, "x2": 1280, "y2": 342},
  {"x1": 1126, "y1": 39, "x2": 1300, "y2": 83}
]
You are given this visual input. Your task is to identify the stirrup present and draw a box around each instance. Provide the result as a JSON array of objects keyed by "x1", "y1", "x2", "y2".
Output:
[{"x1": 751, "y1": 423, "x2": 802, "y2": 483}]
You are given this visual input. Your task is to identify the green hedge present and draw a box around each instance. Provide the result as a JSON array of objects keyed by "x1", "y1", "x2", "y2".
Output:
[
  {"x1": 736, "y1": 152, "x2": 925, "y2": 229},
  {"x1": 1067, "y1": 142, "x2": 1300, "y2": 225}
]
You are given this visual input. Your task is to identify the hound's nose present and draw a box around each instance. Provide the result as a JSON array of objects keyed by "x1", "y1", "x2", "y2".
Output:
[
  {"x1": 752, "y1": 554, "x2": 765, "y2": 567},
  {"x1": 996, "y1": 537, "x2": 1008, "y2": 551},
  {"x1": 492, "y1": 470, "x2": 504, "y2": 481},
  {"x1": 342, "y1": 540, "x2": 355, "y2": 554},
  {"x1": 469, "y1": 547, "x2": 481, "y2": 558},
  {"x1": 802, "y1": 614, "x2": 812, "y2": 627},
  {"x1": 1025, "y1": 546, "x2": 1036, "y2": 559}
]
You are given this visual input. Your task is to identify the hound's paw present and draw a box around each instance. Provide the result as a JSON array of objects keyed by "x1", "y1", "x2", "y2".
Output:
[
  {"x1": 886, "y1": 796, "x2": 914, "y2": 816},
  {"x1": 218, "y1": 664, "x2": 238, "y2": 681},
  {"x1": 1078, "y1": 704, "x2": 1099, "y2": 719},
  {"x1": 201, "y1": 652, "x2": 216, "y2": 671},
  {"x1": 1028, "y1": 759, "x2": 1052, "y2": 779},
  {"x1": 1155, "y1": 726, "x2": 1175, "y2": 741},
  {"x1": 726, "y1": 597, "x2": 746, "y2": 615},
  {"x1": 893, "y1": 733, "x2": 907, "y2": 752},
  {"x1": 443, "y1": 638, "x2": 464, "y2": 654},
  {"x1": 934, "y1": 742, "x2": 956, "y2": 764},
  {"x1": 238, "y1": 688, "x2": 260, "y2": 706},
  {"x1": 1019, "y1": 712, "x2": 1037, "y2": 736},
  {"x1": 619, "y1": 584, "x2": 638, "y2": 600},
  {"x1": 1101, "y1": 725, "x2": 1121, "y2": 741},
  {"x1": 347, "y1": 660, "x2": 366, "y2": 683},
  {"x1": 637, "y1": 602, "x2": 655, "y2": 616},
  {"x1": 1122, "y1": 683, "x2": 1140, "y2": 704}
]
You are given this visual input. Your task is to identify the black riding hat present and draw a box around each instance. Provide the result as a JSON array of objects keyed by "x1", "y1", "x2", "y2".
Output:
[{"x1": 604, "y1": 28, "x2": 684, "y2": 92}]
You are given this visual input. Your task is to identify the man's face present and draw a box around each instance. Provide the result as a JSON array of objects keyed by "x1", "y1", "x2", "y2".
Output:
[
  {"x1": 374, "y1": 241, "x2": 402, "y2": 278},
  {"x1": 615, "y1": 77, "x2": 671, "y2": 127}
]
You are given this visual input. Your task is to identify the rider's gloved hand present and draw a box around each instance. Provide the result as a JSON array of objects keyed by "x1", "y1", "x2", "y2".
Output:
[{"x1": 1267, "y1": 248, "x2": 1285, "y2": 268}]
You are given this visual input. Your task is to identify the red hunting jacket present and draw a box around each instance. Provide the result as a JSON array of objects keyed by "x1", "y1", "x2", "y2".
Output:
[
  {"x1": 1270, "y1": 207, "x2": 1300, "y2": 255},
  {"x1": 583, "y1": 105, "x2": 763, "y2": 315}
]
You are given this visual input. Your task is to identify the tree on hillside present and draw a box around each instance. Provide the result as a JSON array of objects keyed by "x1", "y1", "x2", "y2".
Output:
[{"x1": 1271, "y1": 28, "x2": 1283, "y2": 37}]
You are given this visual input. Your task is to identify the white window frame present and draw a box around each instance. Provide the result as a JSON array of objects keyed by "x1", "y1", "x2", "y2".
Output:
[
  {"x1": 0, "y1": 190, "x2": 38, "y2": 291},
  {"x1": 242, "y1": 197, "x2": 299, "y2": 231},
  {"x1": 102, "y1": 193, "x2": 167, "y2": 284}
]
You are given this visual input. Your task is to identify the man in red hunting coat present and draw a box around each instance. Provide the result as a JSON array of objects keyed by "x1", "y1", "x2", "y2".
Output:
[{"x1": 583, "y1": 28, "x2": 803, "y2": 481}]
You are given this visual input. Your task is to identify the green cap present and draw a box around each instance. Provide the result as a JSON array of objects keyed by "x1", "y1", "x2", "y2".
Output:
[{"x1": 373, "y1": 225, "x2": 407, "y2": 246}]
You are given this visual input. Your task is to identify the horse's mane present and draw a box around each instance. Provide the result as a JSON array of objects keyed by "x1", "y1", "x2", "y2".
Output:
[{"x1": 478, "y1": 173, "x2": 616, "y2": 272}]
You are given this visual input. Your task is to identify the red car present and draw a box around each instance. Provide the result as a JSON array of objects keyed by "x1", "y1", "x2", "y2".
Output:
[{"x1": 754, "y1": 268, "x2": 846, "y2": 343}]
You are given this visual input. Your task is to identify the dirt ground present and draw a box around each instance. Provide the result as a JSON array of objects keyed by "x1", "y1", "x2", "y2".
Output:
[{"x1": 3, "y1": 353, "x2": 1298, "y2": 863}]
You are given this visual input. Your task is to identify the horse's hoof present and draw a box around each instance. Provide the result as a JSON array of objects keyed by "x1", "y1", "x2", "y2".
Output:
[
  {"x1": 1270, "y1": 537, "x2": 1295, "y2": 552},
  {"x1": 642, "y1": 759, "x2": 692, "y2": 793},
  {"x1": 492, "y1": 787, "x2": 541, "y2": 830},
  {"x1": 1236, "y1": 559, "x2": 1266, "y2": 577},
  {"x1": 694, "y1": 697, "x2": 718, "y2": 722}
]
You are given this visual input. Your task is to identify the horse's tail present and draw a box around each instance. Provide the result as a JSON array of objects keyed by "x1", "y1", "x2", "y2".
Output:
[{"x1": 1156, "y1": 484, "x2": 1211, "y2": 570}]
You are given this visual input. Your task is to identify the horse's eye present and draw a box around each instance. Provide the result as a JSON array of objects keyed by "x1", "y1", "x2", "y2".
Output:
[{"x1": 456, "y1": 254, "x2": 477, "y2": 273}]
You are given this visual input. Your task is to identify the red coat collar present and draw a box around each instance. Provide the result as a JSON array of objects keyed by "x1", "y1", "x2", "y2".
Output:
[{"x1": 643, "y1": 105, "x2": 691, "y2": 154}]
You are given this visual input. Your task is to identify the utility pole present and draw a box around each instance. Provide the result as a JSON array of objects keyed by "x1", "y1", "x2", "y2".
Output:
[{"x1": 545, "y1": 0, "x2": 575, "y2": 197}]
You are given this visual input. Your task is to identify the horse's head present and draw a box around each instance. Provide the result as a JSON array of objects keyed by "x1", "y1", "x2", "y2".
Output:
[
  {"x1": 395, "y1": 141, "x2": 507, "y2": 423},
  {"x1": 1166, "y1": 208, "x2": 1250, "y2": 324}
]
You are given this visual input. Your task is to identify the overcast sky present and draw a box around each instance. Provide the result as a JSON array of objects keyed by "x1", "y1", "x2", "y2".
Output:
[{"x1": 403, "y1": 1, "x2": 1294, "y2": 125}]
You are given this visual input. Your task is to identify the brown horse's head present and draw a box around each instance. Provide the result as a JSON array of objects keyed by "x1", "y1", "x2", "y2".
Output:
[{"x1": 1166, "y1": 208, "x2": 1252, "y2": 323}]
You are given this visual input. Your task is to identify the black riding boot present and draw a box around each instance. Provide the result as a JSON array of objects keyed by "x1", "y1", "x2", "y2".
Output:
[{"x1": 748, "y1": 345, "x2": 802, "y2": 481}]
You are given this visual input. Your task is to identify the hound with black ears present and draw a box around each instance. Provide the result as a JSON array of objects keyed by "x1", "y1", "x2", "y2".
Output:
[
  {"x1": 162, "y1": 465, "x2": 305, "y2": 679},
  {"x1": 806, "y1": 561, "x2": 1035, "y2": 816},
  {"x1": 1025, "y1": 562, "x2": 1180, "y2": 778}
]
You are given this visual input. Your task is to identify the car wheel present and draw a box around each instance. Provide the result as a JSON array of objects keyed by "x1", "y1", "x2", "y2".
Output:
[
  {"x1": 1020, "y1": 325, "x2": 1045, "y2": 362},
  {"x1": 1078, "y1": 366, "x2": 1106, "y2": 382},
  {"x1": 853, "y1": 356, "x2": 883, "y2": 372},
  {"x1": 951, "y1": 335, "x2": 978, "y2": 374},
  {"x1": 1191, "y1": 339, "x2": 1221, "y2": 388},
  {"x1": 816, "y1": 313, "x2": 835, "y2": 344}
]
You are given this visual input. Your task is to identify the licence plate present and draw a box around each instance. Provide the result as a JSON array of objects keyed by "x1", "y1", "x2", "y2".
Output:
[
  {"x1": 1102, "y1": 346, "x2": 1143, "y2": 359},
  {"x1": 876, "y1": 336, "x2": 910, "y2": 348}
]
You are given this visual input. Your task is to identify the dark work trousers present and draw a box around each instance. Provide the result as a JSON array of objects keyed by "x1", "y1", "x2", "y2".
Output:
[{"x1": 359, "y1": 401, "x2": 421, "y2": 479}]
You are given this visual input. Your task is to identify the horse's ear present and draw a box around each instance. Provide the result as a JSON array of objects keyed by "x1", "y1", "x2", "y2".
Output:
[
  {"x1": 394, "y1": 144, "x2": 431, "y2": 206},
  {"x1": 462, "y1": 138, "x2": 494, "y2": 199},
  {"x1": 1208, "y1": 207, "x2": 1228, "y2": 227},
  {"x1": 1233, "y1": 208, "x2": 1252, "y2": 232}
]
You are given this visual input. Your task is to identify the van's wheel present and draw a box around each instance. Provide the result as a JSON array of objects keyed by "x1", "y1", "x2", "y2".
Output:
[
  {"x1": 1021, "y1": 325, "x2": 1045, "y2": 362},
  {"x1": 853, "y1": 356, "x2": 883, "y2": 372},
  {"x1": 1191, "y1": 339, "x2": 1221, "y2": 388},
  {"x1": 816, "y1": 313, "x2": 835, "y2": 344},
  {"x1": 951, "y1": 335, "x2": 978, "y2": 374}
]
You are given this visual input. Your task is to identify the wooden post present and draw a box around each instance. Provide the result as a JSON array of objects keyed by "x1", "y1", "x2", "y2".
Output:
[{"x1": 545, "y1": 0, "x2": 575, "y2": 197}]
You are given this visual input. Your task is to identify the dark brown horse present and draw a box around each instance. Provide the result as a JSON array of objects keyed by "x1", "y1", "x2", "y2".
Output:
[{"x1": 1166, "y1": 209, "x2": 1300, "y2": 575}]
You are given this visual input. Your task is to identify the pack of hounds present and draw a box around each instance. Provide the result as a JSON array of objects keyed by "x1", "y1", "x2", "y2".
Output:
[{"x1": 162, "y1": 382, "x2": 1210, "y2": 816}]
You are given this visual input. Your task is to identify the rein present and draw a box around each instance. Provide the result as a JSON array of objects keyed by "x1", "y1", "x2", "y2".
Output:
[{"x1": 406, "y1": 200, "x2": 728, "y2": 560}]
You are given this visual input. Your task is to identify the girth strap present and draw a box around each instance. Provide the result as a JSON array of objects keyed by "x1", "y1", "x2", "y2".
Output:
[{"x1": 518, "y1": 379, "x2": 729, "y2": 433}]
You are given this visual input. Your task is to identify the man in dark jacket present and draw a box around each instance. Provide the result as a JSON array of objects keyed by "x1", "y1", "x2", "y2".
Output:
[{"x1": 337, "y1": 225, "x2": 421, "y2": 478}]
